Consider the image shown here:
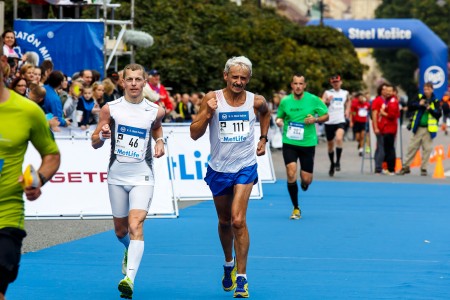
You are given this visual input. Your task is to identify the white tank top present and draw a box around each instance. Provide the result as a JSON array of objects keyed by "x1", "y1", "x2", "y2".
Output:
[
  {"x1": 208, "y1": 89, "x2": 257, "y2": 173},
  {"x1": 107, "y1": 97, "x2": 160, "y2": 185},
  {"x1": 324, "y1": 88, "x2": 349, "y2": 124}
]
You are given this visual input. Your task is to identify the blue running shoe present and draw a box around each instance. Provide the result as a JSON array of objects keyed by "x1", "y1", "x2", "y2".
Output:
[
  {"x1": 222, "y1": 260, "x2": 237, "y2": 291},
  {"x1": 233, "y1": 276, "x2": 249, "y2": 298}
]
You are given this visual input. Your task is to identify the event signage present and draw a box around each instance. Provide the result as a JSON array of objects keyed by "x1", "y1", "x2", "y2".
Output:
[
  {"x1": 308, "y1": 19, "x2": 448, "y2": 99},
  {"x1": 14, "y1": 20, "x2": 104, "y2": 78}
]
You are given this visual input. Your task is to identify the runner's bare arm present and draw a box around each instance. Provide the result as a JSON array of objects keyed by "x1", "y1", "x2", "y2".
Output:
[
  {"x1": 255, "y1": 95, "x2": 271, "y2": 156},
  {"x1": 190, "y1": 91, "x2": 217, "y2": 140},
  {"x1": 92, "y1": 104, "x2": 111, "y2": 149},
  {"x1": 152, "y1": 106, "x2": 166, "y2": 158}
]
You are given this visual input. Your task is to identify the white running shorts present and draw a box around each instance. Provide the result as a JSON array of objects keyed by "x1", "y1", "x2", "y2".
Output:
[{"x1": 108, "y1": 184, "x2": 154, "y2": 218}]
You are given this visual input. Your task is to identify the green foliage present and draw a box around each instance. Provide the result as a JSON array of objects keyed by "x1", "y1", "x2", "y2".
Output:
[
  {"x1": 112, "y1": 0, "x2": 363, "y2": 97},
  {"x1": 5, "y1": 0, "x2": 364, "y2": 97},
  {"x1": 374, "y1": 0, "x2": 450, "y2": 98}
]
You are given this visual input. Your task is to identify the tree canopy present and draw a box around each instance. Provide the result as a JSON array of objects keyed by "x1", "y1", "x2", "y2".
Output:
[{"x1": 4, "y1": 0, "x2": 364, "y2": 98}]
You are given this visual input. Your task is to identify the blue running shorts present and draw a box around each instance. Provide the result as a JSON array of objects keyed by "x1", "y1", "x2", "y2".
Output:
[{"x1": 204, "y1": 164, "x2": 258, "y2": 197}]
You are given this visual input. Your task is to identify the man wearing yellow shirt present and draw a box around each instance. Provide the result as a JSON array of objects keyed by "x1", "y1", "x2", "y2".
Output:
[{"x1": 0, "y1": 37, "x2": 60, "y2": 300}]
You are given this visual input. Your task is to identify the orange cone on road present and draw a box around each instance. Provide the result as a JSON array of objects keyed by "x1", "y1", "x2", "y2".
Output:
[
  {"x1": 447, "y1": 145, "x2": 450, "y2": 159},
  {"x1": 432, "y1": 154, "x2": 445, "y2": 179},
  {"x1": 395, "y1": 158, "x2": 402, "y2": 172},
  {"x1": 410, "y1": 150, "x2": 421, "y2": 168}
]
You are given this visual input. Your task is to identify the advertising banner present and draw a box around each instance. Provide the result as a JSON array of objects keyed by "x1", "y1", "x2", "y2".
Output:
[
  {"x1": 13, "y1": 20, "x2": 104, "y2": 78},
  {"x1": 23, "y1": 124, "x2": 275, "y2": 218},
  {"x1": 24, "y1": 138, "x2": 177, "y2": 219}
]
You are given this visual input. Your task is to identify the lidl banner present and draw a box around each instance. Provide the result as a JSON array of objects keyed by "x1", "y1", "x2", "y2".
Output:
[
  {"x1": 308, "y1": 19, "x2": 448, "y2": 99},
  {"x1": 14, "y1": 20, "x2": 104, "y2": 77}
]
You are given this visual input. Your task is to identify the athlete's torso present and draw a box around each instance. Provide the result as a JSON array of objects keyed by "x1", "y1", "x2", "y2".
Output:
[
  {"x1": 208, "y1": 90, "x2": 256, "y2": 173},
  {"x1": 325, "y1": 89, "x2": 348, "y2": 124},
  {"x1": 108, "y1": 97, "x2": 159, "y2": 185}
]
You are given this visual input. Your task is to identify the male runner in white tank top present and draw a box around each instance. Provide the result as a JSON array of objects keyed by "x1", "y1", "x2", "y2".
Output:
[
  {"x1": 91, "y1": 63, "x2": 166, "y2": 299},
  {"x1": 190, "y1": 56, "x2": 271, "y2": 298},
  {"x1": 322, "y1": 74, "x2": 350, "y2": 177}
]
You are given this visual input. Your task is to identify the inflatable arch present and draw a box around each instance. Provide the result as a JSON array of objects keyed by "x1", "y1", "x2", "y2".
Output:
[{"x1": 309, "y1": 19, "x2": 448, "y2": 99}]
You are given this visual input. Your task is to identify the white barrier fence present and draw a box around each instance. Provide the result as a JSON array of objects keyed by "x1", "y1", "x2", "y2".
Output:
[{"x1": 24, "y1": 124, "x2": 275, "y2": 219}]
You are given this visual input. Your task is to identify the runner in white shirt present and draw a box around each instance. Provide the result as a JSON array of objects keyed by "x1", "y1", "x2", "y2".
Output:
[
  {"x1": 190, "y1": 56, "x2": 271, "y2": 298},
  {"x1": 91, "y1": 63, "x2": 165, "y2": 300},
  {"x1": 322, "y1": 74, "x2": 350, "y2": 176}
]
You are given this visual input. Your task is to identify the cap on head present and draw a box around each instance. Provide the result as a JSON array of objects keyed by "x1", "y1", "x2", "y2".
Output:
[{"x1": 148, "y1": 69, "x2": 159, "y2": 76}]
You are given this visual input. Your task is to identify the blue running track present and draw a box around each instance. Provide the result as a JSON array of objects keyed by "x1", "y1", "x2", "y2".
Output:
[{"x1": 8, "y1": 181, "x2": 450, "y2": 299}]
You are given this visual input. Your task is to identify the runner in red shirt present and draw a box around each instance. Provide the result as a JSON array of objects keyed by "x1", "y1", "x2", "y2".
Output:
[{"x1": 350, "y1": 92, "x2": 370, "y2": 156}]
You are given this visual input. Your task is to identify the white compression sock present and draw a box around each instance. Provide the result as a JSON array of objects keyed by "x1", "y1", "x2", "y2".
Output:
[
  {"x1": 118, "y1": 233, "x2": 130, "y2": 249},
  {"x1": 126, "y1": 240, "x2": 144, "y2": 282}
]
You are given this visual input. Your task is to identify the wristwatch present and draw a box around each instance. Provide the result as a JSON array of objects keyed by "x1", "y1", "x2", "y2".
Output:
[{"x1": 259, "y1": 135, "x2": 269, "y2": 142}]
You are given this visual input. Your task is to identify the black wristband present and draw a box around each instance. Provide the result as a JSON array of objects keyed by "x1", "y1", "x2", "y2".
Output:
[
  {"x1": 39, "y1": 172, "x2": 48, "y2": 186},
  {"x1": 259, "y1": 135, "x2": 269, "y2": 142}
]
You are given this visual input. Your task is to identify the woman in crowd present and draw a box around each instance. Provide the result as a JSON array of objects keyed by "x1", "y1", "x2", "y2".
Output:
[{"x1": 9, "y1": 77, "x2": 28, "y2": 96}]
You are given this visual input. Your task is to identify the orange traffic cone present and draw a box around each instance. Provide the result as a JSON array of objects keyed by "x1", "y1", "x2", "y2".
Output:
[
  {"x1": 410, "y1": 150, "x2": 421, "y2": 168},
  {"x1": 447, "y1": 144, "x2": 450, "y2": 159},
  {"x1": 429, "y1": 149, "x2": 436, "y2": 164},
  {"x1": 395, "y1": 158, "x2": 402, "y2": 172},
  {"x1": 432, "y1": 154, "x2": 445, "y2": 179},
  {"x1": 430, "y1": 145, "x2": 445, "y2": 163}
]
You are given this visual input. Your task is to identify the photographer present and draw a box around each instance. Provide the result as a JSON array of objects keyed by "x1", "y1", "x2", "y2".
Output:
[{"x1": 397, "y1": 82, "x2": 442, "y2": 176}]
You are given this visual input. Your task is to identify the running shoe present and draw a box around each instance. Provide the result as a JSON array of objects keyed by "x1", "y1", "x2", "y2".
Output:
[
  {"x1": 290, "y1": 208, "x2": 301, "y2": 220},
  {"x1": 420, "y1": 169, "x2": 427, "y2": 176},
  {"x1": 396, "y1": 167, "x2": 410, "y2": 175},
  {"x1": 358, "y1": 148, "x2": 363, "y2": 156},
  {"x1": 233, "y1": 276, "x2": 249, "y2": 298},
  {"x1": 222, "y1": 260, "x2": 237, "y2": 291},
  {"x1": 335, "y1": 162, "x2": 341, "y2": 172},
  {"x1": 118, "y1": 276, "x2": 134, "y2": 299},
  {"x1": 329, "y1": 163, "x2": 335, "y2": 177},
  {"x1": 122, "y1": 249, "x2": 128, "y2": 275},
  {"x1": 300, "y1": 182, "x2": 309, "y2": 191}
]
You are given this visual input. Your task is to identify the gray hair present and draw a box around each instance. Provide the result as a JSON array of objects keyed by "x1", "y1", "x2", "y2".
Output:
[
  {"x1": 224, "y1": 56, "x2": 252, "y2": 77},
  {"x1": 25, "y1": 51, "x2": 40, "y2": 67}
]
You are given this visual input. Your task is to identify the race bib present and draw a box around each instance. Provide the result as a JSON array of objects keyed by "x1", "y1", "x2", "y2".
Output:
[
  {"x1": 332, "y1": 98, "x2": 344, "y2": 108},
  {"x1": 358, "y1": 108, "x2": 368, "y2": 117},
  {"x1": 286, "y1": 122, "x2": 304, "y2": 140},
  {"x1": 114, "y1": 124, "x2": 147, "y2": 159},
  {"x1": 219, "y1": 112, "x2": 250, "y2": 142}
]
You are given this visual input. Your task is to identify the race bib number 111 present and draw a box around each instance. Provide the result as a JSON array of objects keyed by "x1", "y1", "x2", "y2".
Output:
[{"x1": 219, "y1": 111, "x2": 250, "y2": 143}]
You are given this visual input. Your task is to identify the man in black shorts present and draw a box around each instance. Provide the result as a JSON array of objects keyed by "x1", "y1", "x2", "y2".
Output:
[
  {"x1": 276, "y1": 73, "x2": 328, "y2": 219},
  {"x1": 321, "y1": 75, "x2": 350, "y2": 176}
]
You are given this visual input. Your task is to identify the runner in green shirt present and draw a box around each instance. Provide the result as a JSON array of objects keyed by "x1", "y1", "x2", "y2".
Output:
[
  {"x1": 276, "y1": 73, "x2": 328, "y2": 220},
  {"x1": 0, "y1": 38, "x2": 60, "y2": 300}
]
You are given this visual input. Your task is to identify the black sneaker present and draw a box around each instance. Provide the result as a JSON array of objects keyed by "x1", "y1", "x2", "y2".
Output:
[
  {"x1": 396, "y1": 167, "x2": 410, "y2": 175},
  {"x1": 335, "y1": 163, "x2": 341, "y2": 171},
  {"x1": 329, "y1": 164, "x2": 335, "y2": 177},
  {"x1": 420, "y1": 169, "x2": 427, "y2": 176},
  {"x1": 301, "y1": 182, "x2": 309, "y2": 191}
]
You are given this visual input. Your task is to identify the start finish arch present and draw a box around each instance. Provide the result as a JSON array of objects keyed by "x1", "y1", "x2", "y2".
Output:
[{"x1": 309, "y1": 19, "x2": 448, "y2": 99}]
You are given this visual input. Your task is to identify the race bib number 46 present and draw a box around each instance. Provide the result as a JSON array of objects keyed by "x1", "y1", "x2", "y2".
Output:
[
  {"x1": 114, "y1": 124, "x2": 147, "y2": 159},
  {"x1": 219, "y1": 112, "x2": 250, "y2": 142}
]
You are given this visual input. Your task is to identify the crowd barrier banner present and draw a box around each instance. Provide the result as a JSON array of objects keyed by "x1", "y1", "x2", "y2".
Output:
[
  {"x1": 24, "y1": 137, "x2": 177, "y2": 219},
  {"x1": 24, "y1": 124, "x2": 275, "y2": 217},
  {"x1": 14, "y1": 20, "x2": 104, "y2": 78},
  {"x1": 164, "y1": 124, "x2": 274, "y2": 201}
]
